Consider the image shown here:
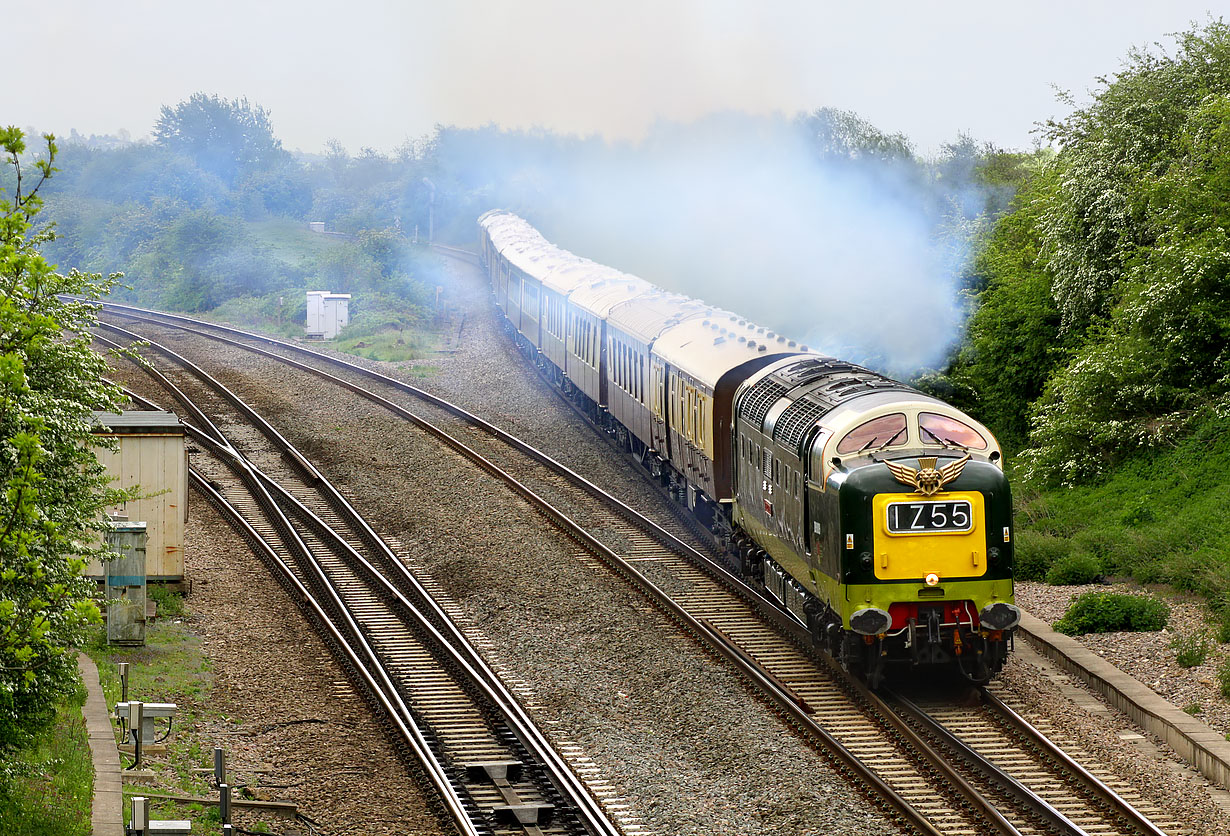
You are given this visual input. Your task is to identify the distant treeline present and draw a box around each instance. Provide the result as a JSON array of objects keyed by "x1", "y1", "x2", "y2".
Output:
[{"x1": 23, "y1": 92, "x2": 1051, "y2": 376}]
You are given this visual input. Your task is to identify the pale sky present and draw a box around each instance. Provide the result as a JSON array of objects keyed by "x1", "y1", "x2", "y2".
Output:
[{"x1": 6, "y1": 1, "x2": 1222, "y2": 155}]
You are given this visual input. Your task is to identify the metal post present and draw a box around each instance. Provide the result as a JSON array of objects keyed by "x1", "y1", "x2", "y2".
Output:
[
  {"x1": 130, "y1": 701, "x2": 144, "y2": 768},
  {"x1": 117, "y1": 662, "x2": 130, "y2": 740},
  {"x1": 130, "y1": 796, "x2": 148, "y2": 835},
  {"x1": 213, "y1": 746, "x2": 226, "y2": 787},
  {"x1": 219, "y1": 782, "x2": 231, "y2": 825},
  {"x1": 422, "y1": 177, "x2": 435, "y2": 245},
  {"x1": 222, "y1": 826, "x2": 234, "y2": 836}
]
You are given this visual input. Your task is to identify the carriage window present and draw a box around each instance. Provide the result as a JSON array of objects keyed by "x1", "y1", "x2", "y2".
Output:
[
  {"x1": 836, "y1": 413, "x2": 908, "y2": 454},
  {"x1": 919, "y1": 412, "x2": 988, "y2": 450}
]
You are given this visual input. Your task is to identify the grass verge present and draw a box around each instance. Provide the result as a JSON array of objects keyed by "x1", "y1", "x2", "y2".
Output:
[
  {"x1": 0, "y1": 678, "x2": 93, "y2": 836},
  {"x1": 86, "y1": 594, "x2": 222, "y2": 832},
  {"x1": 1013, "y1": 410, "x2": 1230, "y2": 635}
]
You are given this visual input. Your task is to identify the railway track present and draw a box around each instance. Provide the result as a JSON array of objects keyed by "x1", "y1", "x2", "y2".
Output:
[
  {"x1": 92, "y1": 328, "x2": 621, "y2": 836},
  {"x1": 92, "y1": 301, "x2": 1180, "y2": 835}
]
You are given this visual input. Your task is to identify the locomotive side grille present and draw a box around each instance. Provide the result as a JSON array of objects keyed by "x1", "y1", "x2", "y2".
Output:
[
  {"x1": 773, "y1": 396, "x2": 830, "y2": 450},
  {"x1": 740, "y1": 378, "x2": 789, "y2": 428}
]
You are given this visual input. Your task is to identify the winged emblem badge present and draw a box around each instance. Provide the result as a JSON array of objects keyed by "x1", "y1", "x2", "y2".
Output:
[{"x1": 886, "y1": 454, "x2": 970, "y2": 496}]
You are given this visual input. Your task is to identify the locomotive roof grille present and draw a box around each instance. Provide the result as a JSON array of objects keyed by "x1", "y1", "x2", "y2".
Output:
[{"x1": 740, "y1": 378, "x2": 790, "y2": 428}]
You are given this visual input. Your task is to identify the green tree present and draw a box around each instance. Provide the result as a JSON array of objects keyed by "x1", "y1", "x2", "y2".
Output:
[
  {"x1": 797, "y1": 107, "x2": 914, "y2": 161},
  {"x1": 0, "y1": 127, "x2": 131, "y2": 751},
  {"x1": 153, "y1": 93, "x2": 288, "y2": 186},
  {"x1": 1039, "y1": 19, "x2": 1230, "y2": 338},
  {"x1": 1022, "y1": 90, "x2": 1230, "y2": 484},
  {"x1": 942, "y1": 164, "x2": 1071, "y2": 447}
]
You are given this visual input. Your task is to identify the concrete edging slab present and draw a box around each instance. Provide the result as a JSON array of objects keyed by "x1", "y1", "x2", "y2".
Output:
[
  {"x1": 79, "y1": 652, "x2": 125, "y2": 836},
  {"x1": 1018, "y1": 611, "x2": 1230, "y2": 791}
]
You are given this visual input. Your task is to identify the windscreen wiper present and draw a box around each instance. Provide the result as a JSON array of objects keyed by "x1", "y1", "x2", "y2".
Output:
[
  {"x1": 920, "y1": 425, "x2": 954, "y2": 449},
  {"x1": 872, "y1": 426, "x2": 906, "y2": 453}
]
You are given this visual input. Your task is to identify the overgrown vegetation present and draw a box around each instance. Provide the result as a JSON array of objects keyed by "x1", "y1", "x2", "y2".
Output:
[
  {"x1": 1044, "y1": 552, "x2": 1103, "y2": 586},
  {"x1": 1053, "y1": 592, "x2": 1170, "y2": 635},
  {"x1": 1013, "y1": 409, "x2": 1230, "y2": 636},
  {"x1": 944, "y1": 20, "x2": 1230, "y2": 486},
  {"x1": 1171, "y1": 630, "x2": 1213, "y2": 668},
  {"x1": 0, "y1": 682, "x2": 92, "y2": 836},
  {"x1": 0, "y1": 127, "x2": 133, "y2": 757},
  {"x1": 37, "y1": 96, "x2": 445, "y2": 356}
]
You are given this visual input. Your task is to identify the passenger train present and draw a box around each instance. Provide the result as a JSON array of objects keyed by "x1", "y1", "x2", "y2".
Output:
[{"x1": 477, "y1": 211, "x2": 1020, "y2": 685}]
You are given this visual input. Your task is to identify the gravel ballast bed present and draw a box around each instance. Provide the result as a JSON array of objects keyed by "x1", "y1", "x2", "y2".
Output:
[{"x1": 109, "y1": 316, "x2": 907, "y2": 828}]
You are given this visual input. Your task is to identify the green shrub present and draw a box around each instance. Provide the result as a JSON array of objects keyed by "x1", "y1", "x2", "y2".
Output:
[
  {"x1": 1014, "y1": 531, "x2": 1068, "y2": 581},
  {"x1": 1045, "y1": 552, "x2": 1103, "y2": 585},
  {"x1": 1170, "y1": 630, "x2": 1211, "y2": 668},
  {"x1": 1216, "y1": 611, "x2": 1230, "y2": 645},
  {"x1": 148, "y1": 585, "x2": 185, "y2": 618},
  {"x1": 1053, "y1": 592, "x2": 1169, "y2": 635},
  {"x1": 1183, "y1": 703, "x2": 1203, "y2": 715},
  {"x1": 1219, "y1": 658, "x2": 1230, "y2": 699}
]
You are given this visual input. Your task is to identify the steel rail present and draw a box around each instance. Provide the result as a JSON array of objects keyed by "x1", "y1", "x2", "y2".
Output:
[
  {"x1": 92, "y1": 302, "x2": 802, "y2": 636},
  {"x1": 887, "y1": 690, "x2": 1087, "y2": 835},
  {"x1": 117, "y1": 382, "x2": 480, "y2": 835},
  {"x1": 981, "y1": 689, "x2": 1170, "y2": 836},
  {"x1": 104, "y1": 354, "x2": 619, "y2": 836},
  {"x1": 96, "y1": 325, "x2": 625, "y2": 835}
]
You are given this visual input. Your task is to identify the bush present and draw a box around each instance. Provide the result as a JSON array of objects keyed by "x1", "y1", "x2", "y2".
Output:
[
  {"x1": 1219, "y1": 658, "x2": 1230, "y2": 699},
  {"x1": 1053, "y1": 592, "x2": 1169, "y2": 635},
  {"x1": 147, "y1": 585, "x2": 185, "y2": 618},
  {"x1": 1170, "y1": 630, "x2": 1211, "y2": 668},
  {"x1": 1045, "y1": 552, "x2": 1103, "y2": 585},
  {"x1": 1014, "y1": 531, "x2": 1068, "y2": 581},
  {"x1": 1216, "y1": 611, "x2": 1230, "y2": 645}
]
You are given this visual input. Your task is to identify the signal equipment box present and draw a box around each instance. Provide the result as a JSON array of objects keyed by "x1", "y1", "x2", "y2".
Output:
[
  {"x1": 89, "y1": 411, "x2": 188, "y2": 583},
  {"x1": 306, "y1": 290, "x2": 351, "y2": 339}
]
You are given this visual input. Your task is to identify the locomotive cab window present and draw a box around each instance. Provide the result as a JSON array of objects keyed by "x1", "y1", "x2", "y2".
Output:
[
  {"x1": 919, "y1": 412, "x2": 987, "y2": 450},
  {"x1": 836, "y1": 413, "x2": 907, "y2": 454}
]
